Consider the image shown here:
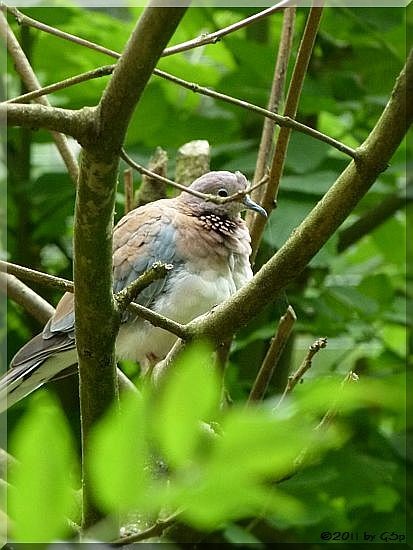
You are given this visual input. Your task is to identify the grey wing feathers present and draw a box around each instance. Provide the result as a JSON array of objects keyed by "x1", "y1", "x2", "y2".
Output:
[
  {"x1": 1, "y1": 200, "x2": 180, "y2": 410},
  {"x1": 112, "y1": 203, "x2": 179, "y2": 317}
]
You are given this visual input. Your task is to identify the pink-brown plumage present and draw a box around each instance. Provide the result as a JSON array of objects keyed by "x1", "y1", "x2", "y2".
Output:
[{"x1": 1, "y1": 170, "x2": 266, "y2": 411}]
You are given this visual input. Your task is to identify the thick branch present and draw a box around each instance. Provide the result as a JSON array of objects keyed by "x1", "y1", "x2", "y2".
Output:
[
  {"x1": 186, "y1": 51, "x2": 412, "y2": 344},
  {"x1": 3, "y1": 102, "x2": 93, "y2": 140},
  {"x1": 72, "y1": 5, "x2": 187, "y2": 529}
]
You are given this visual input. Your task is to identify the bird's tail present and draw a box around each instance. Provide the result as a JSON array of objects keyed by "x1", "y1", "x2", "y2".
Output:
[{"x1": 0, "y1": 349, "x2": 77, "y2": 413}]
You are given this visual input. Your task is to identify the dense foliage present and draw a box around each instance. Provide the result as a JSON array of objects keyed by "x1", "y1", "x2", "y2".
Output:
[{"x1": 2, "y1": 5, "x2": 410, "y2": 545}]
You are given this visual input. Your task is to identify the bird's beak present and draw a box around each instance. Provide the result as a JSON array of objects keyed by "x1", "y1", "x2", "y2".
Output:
[{"x1": 243, "y1": 195, "x2": 268, "y2": 218}]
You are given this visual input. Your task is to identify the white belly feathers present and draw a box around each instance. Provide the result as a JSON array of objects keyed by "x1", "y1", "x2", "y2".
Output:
[{"x1": 115, "y1": 262, "x2": 246, "y2": 370}]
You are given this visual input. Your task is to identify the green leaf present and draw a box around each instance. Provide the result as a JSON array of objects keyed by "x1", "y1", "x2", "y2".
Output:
[
  {"x1": 9, "y1": 392, "x2": 77, "y2": 542},
  {"x1": 285, "y1": 131, "x2": 330, "y2": 175},
  {"x1": 168, "y1": 406, "x2": 324, "y2": 529},
  {"x1": 152, "y1": 341, "x2": 220, "y2": 468},
  {"x1": 381, "y1": 324, "x2": 406, "y2": 359},
  {"x1": 88, "y1": 392, "x2": 148, "y2": 513}
]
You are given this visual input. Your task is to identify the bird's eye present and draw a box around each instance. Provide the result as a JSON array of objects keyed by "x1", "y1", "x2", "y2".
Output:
[{"x1": 217, "y1": 188, "x2": 229, "y2": 197}]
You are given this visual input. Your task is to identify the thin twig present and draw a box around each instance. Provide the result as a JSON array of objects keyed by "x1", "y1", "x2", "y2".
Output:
[
  {"x1": 123, "y1": 167, "x2": 134, "y2": 214},
  {"x1": 2, "y1": 4, "x2": 121, "y2": 59},
  {"x1": 127, "y1": 302, "x2": 188, "y2": 341},
  {"x1": 315, "y1": 370, "x2": 359, "y2": 431},
  {"x1": 111, "y1": 512, "x2": 181, "y2": 545},
  {"x1": 6, "y1": 64, "x2": 115, "y2": 104},
  {"x1": 2, "y1": 5, "x2": 357, "y2": 161},
  {"x1": 162, "y1": 0, "x2": 293, "y2": 56},
  {"x1": 248, "y1": 305, "x2": 296, "y2": 403},
  {"x1": 135, "y1": 146, "x2": 168, "y2": 206},
  {"x1": 154, "y1": 69, "x2": 357, "y2": 159},
  {"x1": 0, "y1": 259, "x2": 74, "y2": 293},
  {"x1": 0, "y1": 260, "x2": 188, "y2": 340},
  {"x1": 3, "y1": 2, "x2": 292, "y2": 60},
  {"x1": 0, "y1": 10, "x2": 79, "y2": 184},
  {"x1": 121, "y1": 149, "x2": 256, "y2": 205},
  {"x1": 251, "y1": 7, "x2": 296, "y2": 201},
  {"x1": 249, "y1": 7, "x2": 325, "y2": 261},
  {"x1": 115, "y1": 262, "x2": 173, "y2": 313},
  {"x1": 276, "y1": 337, "x2": 328, "y2": 408},
  {"x1": 0, "y1": 272, "x2": 55, "y2": 324},
  {"x1": 121, "y1": 149, "x2": 219, "y2": 201}
]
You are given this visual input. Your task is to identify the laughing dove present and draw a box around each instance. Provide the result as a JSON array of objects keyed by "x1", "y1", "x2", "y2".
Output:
[{"x1": 1, "y1": 170, "x2": 266, "y2": 411}]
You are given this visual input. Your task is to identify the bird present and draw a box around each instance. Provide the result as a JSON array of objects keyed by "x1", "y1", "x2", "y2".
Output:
[{"x1": 1, "y1": 170, "x2": 267, "y2": 412}]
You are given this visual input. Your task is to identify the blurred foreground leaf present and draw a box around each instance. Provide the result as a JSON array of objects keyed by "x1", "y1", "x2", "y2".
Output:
[{"x1": 9, "y1": 392, "x2": 78, "y2": 542}]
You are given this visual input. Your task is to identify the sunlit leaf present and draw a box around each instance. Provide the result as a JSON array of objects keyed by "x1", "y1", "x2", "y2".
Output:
[
  {"x1": 8, "y1": 392, "x2": 78, "y2": 542},
  {"x1": 152, "y1": 341, "x2": 220, "y2": 468},
  {"x1": 88, "y1": 392, "x2": 148, "y2": 513}
]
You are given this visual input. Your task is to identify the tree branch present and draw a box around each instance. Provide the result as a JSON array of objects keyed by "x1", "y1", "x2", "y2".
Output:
[
  {"x1": 249, "y1": 6, "x2": 324, "y2": 261},
  {"x1": 276, "y1": 337, "x2": 328, "y2": 408},
  {"x1": 0, "y1": 259, "x2": 74, "y2": 293},
  {"x1": 0, "y1": 261, "x2": 188, "y2": 341},
  {"x1": 6, "y1": 64, "x2": 115, "y2": 104},
  {"x1": 70, "y1": 5, "x2": 187, "y2": 529},
  {"x1": 114, "y1": 262, "x2": 173, "y2": 314},
  {"x1": 96, "y1": 6, "x2": 188, "y2": 157},
  {"x1": 154, "y1": 68, "x2": 357, "y2": 160},
  {"x1": 1, "y1": 4, "x2": 121, "y2": 58},
  {"x1": 3, "y1": 102, "x2": 93, "y2": 141},
  {"x1": 0, "y1": 272, "x2": 54, "y2": 324},
  {"x1": 0, "y1": 11, "x2": 79, "y2": 184},
  {"x1": 2, "y1": 6, "x2": 356, "y2": 161},
  {"x1": 248, "y1": 305, "x2": 296, "y2": 403},
  {"x1": 3, "y1": 2, "x2": 292, "y2": 60},
  {"x1": 121, "y1": 149, "x2": 239, "y2": 203},
  {"x1": 1, "y1": 272, "x2": 139, "y2": 398},
  {"x1": 183, "y1": 50, "x2": 412, "y2": 346},
  {"x1": 162, "y1": 0, "x2": 293, "y2": 56},
  {"x1": 111, "y1": 512, "x2": 181, "y2": 545},
  {"x1": 337, "y1": 187, "x2": 410, "y2": 252},
  {"x1": 247, "y1": 6, "x2": 296, "y2": 228}
]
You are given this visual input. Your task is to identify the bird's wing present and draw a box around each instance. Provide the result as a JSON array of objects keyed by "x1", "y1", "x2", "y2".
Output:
[
  {"x1": 112, "y1": 200, "x2": 179, "y2": 317},
  {"x1": 5, "y1": 200, "x2": 180, "y2": 402}
]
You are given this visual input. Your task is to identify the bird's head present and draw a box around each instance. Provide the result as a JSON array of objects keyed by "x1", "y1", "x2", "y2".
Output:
[{"x1": 179, "y1": 170, "x2": 267, "y2": 219}]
